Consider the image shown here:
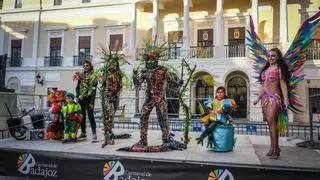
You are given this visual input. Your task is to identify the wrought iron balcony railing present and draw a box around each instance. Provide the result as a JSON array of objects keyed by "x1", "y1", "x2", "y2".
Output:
[
  {"x1": 7, "y1": 57, "x2": 22, "y2": 67},
  {"x1": 189, "y1": 45, "x2": 214, "y2": 58},
  {"x1": 225, "y1": 43, "x2": 246, "y2": 58},
  {"x1": 44, "y1": 56, "x2": 63, "y2": 67},
  {"x1": 307, "y1": 40, "x2": 320, "y2": 61},
  {"x1": 73, "y1": 55, "x2": 93, "y2": 66}
]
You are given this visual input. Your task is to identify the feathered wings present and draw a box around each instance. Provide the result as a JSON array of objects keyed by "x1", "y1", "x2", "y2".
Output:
[
  {"x1": 246, "y1": 16, "x2": 268, "y2": 81},
  {"x1": 246, "y1": 11, "x2": 320, "y2": 113},
  {"x1": 283, "y1": 11, "x2": 320, "y2": 113}
]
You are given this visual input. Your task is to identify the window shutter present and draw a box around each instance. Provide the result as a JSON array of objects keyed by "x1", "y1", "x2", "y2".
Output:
[
  {"x1": 11, "y1": 40, "x2": 22, "y2": 48},
  {"x1": 79, "y1": 36, "x2": 91, "y2": 49},
  {"x1": 50, "y1": 38, "x2": 61, "y2": 47}
]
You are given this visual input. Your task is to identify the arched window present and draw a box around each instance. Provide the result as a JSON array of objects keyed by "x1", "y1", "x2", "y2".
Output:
[
  {"x1": 227, "y1": 74, "x2": 247, "y2": 119},
  {"x1": 194, "y1": 73, "x2": 214, "y2": 117}
]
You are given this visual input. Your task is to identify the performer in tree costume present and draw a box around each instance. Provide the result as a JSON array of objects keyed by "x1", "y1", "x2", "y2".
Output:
[
  {"x1": 197, "y1": 86, "x2": 237, "y2": 149},
  {"x1": 119, "y1": 40, "x2": 186, "y2": 152},
  {"x1": 74, "y1": 60, "x2": 97, "y2": 142},
  {"x1": 101, "y1": 58, "x2": 123, "y2": 147},
  {"x1": 45, "y1": 89, "x2": 65, "y2": 140},
  {"x1": 247, "y1": 12, "x2": 320, "y2": 159},
  {"x1": 61, "y1": 92, "x2": 82, "y2": 143},
  {"x1": 89, "y1": 47, "x2": 131, "y2": 148}
]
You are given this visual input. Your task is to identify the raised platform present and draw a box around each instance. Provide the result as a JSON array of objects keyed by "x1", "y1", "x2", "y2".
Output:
[{"x1": 0, "y1": 128, "x2": 320, "y2": 180}]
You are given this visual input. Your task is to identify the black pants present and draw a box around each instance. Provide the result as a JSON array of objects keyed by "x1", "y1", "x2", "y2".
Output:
[{"x1": 79, "y1": 98, "x2": 96, "y2": 134}]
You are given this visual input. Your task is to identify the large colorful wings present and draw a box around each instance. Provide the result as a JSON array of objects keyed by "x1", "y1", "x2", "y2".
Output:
[
  {"x1": 284, "y1": 11, "x2": 320, "y2": 113},
  {"x1": 246, "y1": 15, "x2": 268, "y2": 81}
]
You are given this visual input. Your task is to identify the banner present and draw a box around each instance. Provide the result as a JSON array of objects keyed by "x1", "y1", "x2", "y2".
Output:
[{"x1": 0, "y1": 148, "x2": 319, "y2": 180}]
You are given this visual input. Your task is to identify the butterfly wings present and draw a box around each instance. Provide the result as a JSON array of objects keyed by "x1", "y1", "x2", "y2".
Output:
[
  {"x1": 284, "y1": 11, "x2": 320, "y2": 113},
  {"x1": 246, "y1": 16, "x2": 268, "y2": 81}
]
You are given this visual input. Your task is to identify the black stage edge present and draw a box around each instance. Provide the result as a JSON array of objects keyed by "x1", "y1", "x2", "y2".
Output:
[{"x1": 0, "y1": 148, "x2": 319, "y2": 180}]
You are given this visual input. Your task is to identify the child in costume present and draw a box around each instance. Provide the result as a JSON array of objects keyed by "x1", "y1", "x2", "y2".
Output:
[
  {"x1": 61, "y1": 92, "x2": 82, "y2": 143},
  {"x1": 196, "y1": 86, "x2": 237, "y2": 148},
  {"x1": 45, "y1": 89, "x2": 65, "y2": 140}
]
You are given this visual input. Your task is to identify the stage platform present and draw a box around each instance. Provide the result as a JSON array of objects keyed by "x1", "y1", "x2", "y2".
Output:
[{"x1": 1, "y1": 128, "x2": 320, "y2": 180}]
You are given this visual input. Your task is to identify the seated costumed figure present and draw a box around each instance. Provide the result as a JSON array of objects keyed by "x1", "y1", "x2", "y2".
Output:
[
  {"x1": 197, "y1": 86, "x2": 237, "y2": 151},
  {"x1": 45, "y1": 89, "x2": 66, "y2": 140}
]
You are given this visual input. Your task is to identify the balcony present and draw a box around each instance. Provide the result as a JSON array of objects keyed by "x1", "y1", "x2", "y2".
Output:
[
  {"x1": 225, "y1": 43, "x2": 246, "y2": 58},
  {"x1": 44, "y1": 56, "x2": 63, "y2": 67},
  {"x1": 307, "y1": 40, "x2": 320, "y2": 62},
  {"x1": 73, "y1": 55, "x2": 93, "y2": 66},
  {"x1": 7, "y1": 57, "x2": 22, "y2": 67},
  {"x1": 189, "y1": 45, "x2": 214, "y2": 58}
]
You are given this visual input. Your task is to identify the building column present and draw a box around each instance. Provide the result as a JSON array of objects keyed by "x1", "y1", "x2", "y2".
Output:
[
  {"x1": 183, "y1": 0, "x2": 190, "y2": 49},
  {"x1": 0, "y1": 18, "x2": 4, "y2": 55},
  {"x1": 152, "y1": 0, "x2": 159, "y2": 40},
  {"x1": 130, "y1": 2, "x2": 137, "y2": 50},
  {"x1": 214, "y1": 0, "x2": 224, "y2": 58},
  {"x1": 280, "y1": 0, "x2": 288, "y2": 43},
  {"x1": 251, "y1": 0, "x2": 259, "y2": 30},
  {"x1": 32, "y1": 20, "x2": 40, "y2": 66}
]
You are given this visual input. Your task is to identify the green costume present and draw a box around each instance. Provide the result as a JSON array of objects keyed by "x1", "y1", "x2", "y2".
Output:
[{"x1": 61, "y1": 101, "x2": 81, "y2": 140}]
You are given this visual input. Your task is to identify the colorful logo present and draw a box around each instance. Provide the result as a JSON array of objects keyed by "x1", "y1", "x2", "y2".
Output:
[
  {"x1": 17, "y1": 153, "x2": 36, "y2": 174},
  {"x1": 208, "y1": 169, "x2": 234, "y2": 180},
  {"x1": 103, "y1": 160, "x2": 125, "y2": 180}
]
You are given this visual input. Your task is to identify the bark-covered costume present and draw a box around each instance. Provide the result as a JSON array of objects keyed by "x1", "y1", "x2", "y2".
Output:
[
  {"x1": 45, "y1": 90, "x2": 65, "y2": 140},
  {"x1": 119, "y1": 40, "x2": 186, "y2": 152},
  {"x1": 74, "y1": 61, "x2": 97, "y2": 141},
  {"x1": 61, "y1": 92, "x2": 82, "y2": 143},
  {"x1": 89, "y1": 48, "x2": 131, "y2": 148},
  {"x1": 101, "y1": 66, "x2": 123, "y2": 146}
]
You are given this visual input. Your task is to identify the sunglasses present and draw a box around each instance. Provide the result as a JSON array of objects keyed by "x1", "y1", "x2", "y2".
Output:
[{"x1": 83, "y1": 64, "x2": 90, "y2": 68}]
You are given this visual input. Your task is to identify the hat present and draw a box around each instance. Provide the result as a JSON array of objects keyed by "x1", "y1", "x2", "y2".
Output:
[{"x1": 65, "y1": 92, "x2": 75, "y2": 100}]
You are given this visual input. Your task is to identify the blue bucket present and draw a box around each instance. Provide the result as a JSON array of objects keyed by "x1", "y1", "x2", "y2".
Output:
[{"x1": 210, "y1": 124, "x2": 235, "y2": 152}]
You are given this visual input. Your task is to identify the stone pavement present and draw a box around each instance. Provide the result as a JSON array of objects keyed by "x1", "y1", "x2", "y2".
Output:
[{"x1": 0, "y1": 128, "x2": 319, "y2": 171}]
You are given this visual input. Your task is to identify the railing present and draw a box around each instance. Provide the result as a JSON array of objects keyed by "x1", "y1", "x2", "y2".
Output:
[
  {"x1": 73, "y1": 55, "x2": 93, "y2": 66},
  {"x1": 263, "y1": 43, "x2": 279, "y2": 51},
  {"x1": 44, "y1": 56, "x2": 63, "y2": 67},
  {"x1": 225, "y1": 43, "x2": 246, "y2": 57},
  {"x1": 7, "y1": 57, "x2": 22, "y2": 67},
  {"x1": 189, "y1": 45, "x2": 214, "y2": 58},
  {"x1": 307, "y1": 39, "x2": 320, "y2": 61}
]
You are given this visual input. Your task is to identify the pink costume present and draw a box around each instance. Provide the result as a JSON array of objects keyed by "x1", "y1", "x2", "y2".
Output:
[{"x1": 261, "y1": 67, "x2": 282, "y2": 109}]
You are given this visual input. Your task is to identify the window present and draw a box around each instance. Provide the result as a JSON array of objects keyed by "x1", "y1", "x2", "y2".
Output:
[
  {"x1": 110, "y1": 34, "x2": 123, "y2": 51},
  {"x1": 309, "y1": 88, "x2": 320, "y2": 113},
  {"x1": 77, "y1": 36, "x2": 91, "y2": 65},
  {"x1": 227, "y1": 27, "x2": 246, "y2": 57},
  {"x1": 46, "y1": 38, "x2": 62, "y2": 66},
  {"x1": 10, "y1": 39, "x2": 22, "y2": 67},
  {"x1": 82, "y1": 0, "x2": 91, "y2": 3},
  {"x1": 54, "y1": 0, "x2": 62, "y2": 6},
  {"x1": 197, "y1": 29, "x2": 213, "y2": 47},
  {"x1": 14, "y1": 0, "x2": 22, "y2": 8},
  {"x1": 168, "y1": 31, "x2": 183, "y2": 45}
]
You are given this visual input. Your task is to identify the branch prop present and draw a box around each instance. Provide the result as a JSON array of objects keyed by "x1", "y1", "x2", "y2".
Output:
[{"x1": 179, "y1": 58, "x2": 196, "y2": 146}]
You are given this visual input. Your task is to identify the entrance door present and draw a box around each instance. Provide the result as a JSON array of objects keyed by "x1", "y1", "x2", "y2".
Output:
[{"x1": 227, "y1": 76, "x2": 247, "y2": 119}]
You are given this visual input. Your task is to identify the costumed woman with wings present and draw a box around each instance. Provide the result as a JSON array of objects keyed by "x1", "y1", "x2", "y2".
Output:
[{"x1": 247, "y1": 11, "x2": 320, "y2": 159}]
